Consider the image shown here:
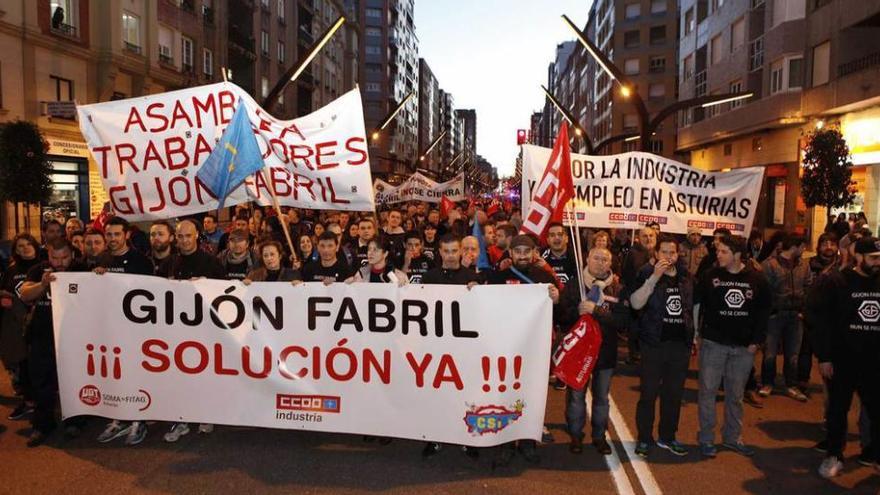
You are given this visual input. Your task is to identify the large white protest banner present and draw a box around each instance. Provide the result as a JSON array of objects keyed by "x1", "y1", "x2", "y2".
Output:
[
  {"x1": 52, "y1": 273, "x2": 552, "y2": 446},
  {"x1": 521, "y1": 145, "x2": 765, "y2": 235},
  {"x1": 373, "y1": 172, "x2": 465, "y2": 204},
  {"x1": 77, "y1": 83, "x2": 375, "y2": 221}
]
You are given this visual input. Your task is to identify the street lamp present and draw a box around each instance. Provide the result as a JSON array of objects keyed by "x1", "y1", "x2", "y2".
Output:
[
  {"x1": 370, "y1": 91, "x2": 415, "y2": 143},
  {"x1": 562, "y1": 14, "x2": 754, "y2": 153},
  {"x1": 414, "y1": 130, "x2": 446, "y2": 171},
  {"x1": 263, "y1": 15, "x2": 346, "y2": 111},
  {"x1": 541, "y1": 85, "x2": 593, "y2": 153}
]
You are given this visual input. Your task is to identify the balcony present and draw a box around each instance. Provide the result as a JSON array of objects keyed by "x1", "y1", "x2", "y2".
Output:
[
  {"x1": 50, "y1": 22, "x2": 78, "y2": 39},
  {"x1": 180, "y1": 0, "x2": 195, "y2": 13},
  {"x1": 124, "y1": 41, "x2": 142, "y2": 55},
  {"x1": 299, "y1": 25, "x2": 313, "y2": 45},
  {"x1": 202, "y1": 7, "x2": 215, "y2": 27},
  {"x1": 838, "y1": 50, "x2": 880, "y2": 78},
  {"x1": 159, "y1": 52, "x2": 174, "y2": 65}
]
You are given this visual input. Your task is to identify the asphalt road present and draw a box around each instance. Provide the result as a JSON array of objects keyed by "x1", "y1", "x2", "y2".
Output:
[{"x1": 0, "y1": 352, "x2": 877, "y2": 495}]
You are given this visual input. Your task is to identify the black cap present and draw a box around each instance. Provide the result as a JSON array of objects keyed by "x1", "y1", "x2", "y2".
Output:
[
  {"x1": 854, "y1": 236, "x2": 880, "y2": 255},
  {"x1": 509, "y1": 234, "x2": 537, "y2": 250}
]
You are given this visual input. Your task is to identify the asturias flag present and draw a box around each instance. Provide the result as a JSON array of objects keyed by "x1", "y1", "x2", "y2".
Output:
[
  {"x1": 472, "y1": 214, "x2": 492, "y2": 271},
  {"x1": 196, "y1": 98, "x2": 264, "y2": 208}
]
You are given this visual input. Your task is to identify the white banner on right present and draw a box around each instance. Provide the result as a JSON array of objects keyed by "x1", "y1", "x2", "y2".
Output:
[{"x1": 521, "y1": 145, "x2": 765, "y2": 236}]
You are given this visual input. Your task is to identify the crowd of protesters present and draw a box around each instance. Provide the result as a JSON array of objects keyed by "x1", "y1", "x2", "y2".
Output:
[{"x1": 0, "y1": 201, "x2": 877, "y2": 479}]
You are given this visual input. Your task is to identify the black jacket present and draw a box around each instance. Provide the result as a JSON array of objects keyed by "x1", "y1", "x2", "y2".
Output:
[
  {"x1": 632, "y1": 262, "x2": 695, "y2": 347},
  {"x1": 556, "y1": 271, "x2": 627, "y2": 370}
]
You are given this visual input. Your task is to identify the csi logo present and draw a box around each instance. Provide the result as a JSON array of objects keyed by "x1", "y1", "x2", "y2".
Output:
[
  {"x1": 276, "y1": 394, "x2": 341, "y2": 413},
  {"x1": 666, "y1": 294, "x2": 682, "y2": 316},
  {"x1": 724, "y1": 289, "x2": 746, "y2": 309},
  {"x1": 858, "y1": 300, "x2": 880, "y2": 323},
  {"x1": 79, "y1": 385, "x2": 101, "y2": 406}
]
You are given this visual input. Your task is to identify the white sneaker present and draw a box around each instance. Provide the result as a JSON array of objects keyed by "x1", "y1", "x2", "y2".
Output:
[
  {"x1": 818, "y1": 456, "x2": 844, "y2": 478},
  {"x1": 163, "y1": 423, "x2": 190, "y2": 443},
  {"x1": 198, "y1": 423, "x2": 214, "y2": 434},
  {"x1": 97, "y1": 420, "x2": 132, "y2": 443},
  {"x1": 758, "y1": 385, "x2": 773, "y2": 397},
  {"x1": 124, "y1": 421, "x2": 147, "y2": 446}
]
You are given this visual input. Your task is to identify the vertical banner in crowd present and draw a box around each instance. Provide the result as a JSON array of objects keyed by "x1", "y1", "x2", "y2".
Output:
[
  {"x1": 52, "y1": 273, "x2": 553, "y2": 446},
  {"x1": 373, "y1": 172, "x2": 465, "y2": 204},
  {"x1": 521, "y1": 145, "x2": 765, "y2": 235},
  {"x1": 77, "y1": 83, "x2": 375, "y2": 221}
]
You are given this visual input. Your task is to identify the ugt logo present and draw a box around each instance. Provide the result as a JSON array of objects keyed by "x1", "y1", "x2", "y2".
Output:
[
  {"x1": 724, "y1": 289, "x2": 746, "y2": 309},
  {"x1": 858, "y1": 300, "x2": 880, "y2": 323},
  {"x1": 666, "y1": 295, "x2": 682, "y2": 316}
]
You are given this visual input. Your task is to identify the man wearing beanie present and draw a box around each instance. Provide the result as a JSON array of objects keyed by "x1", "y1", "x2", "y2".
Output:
[
  {"x1": 809, "y1": 236, "x2": 880, "y2": 478},
  {"x1": 488, "y1": 234, "x2": 560, "y2": 467}
]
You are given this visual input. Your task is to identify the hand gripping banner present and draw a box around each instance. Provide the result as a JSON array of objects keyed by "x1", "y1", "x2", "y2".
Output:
[{"x1": 51, "y1": 273, "x2": 552, "y2": 446}]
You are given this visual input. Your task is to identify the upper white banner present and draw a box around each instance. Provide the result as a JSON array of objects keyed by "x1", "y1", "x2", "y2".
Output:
[
  {"x1": 51, "y1": 273, "x2": 552, "y2": 446},
  {"x1": 77, "y1": 83, "x2": 375, "y2": 221},
  {"x1": 521, "y1": 146, "x2": 765, "y2": 235},
  {"x1": 373, "y1": 172, "x2": 465, "y2": 204}
]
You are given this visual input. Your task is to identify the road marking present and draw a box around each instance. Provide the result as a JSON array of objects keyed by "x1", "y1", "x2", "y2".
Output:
[
  {"x1": 608, "y1": 394, "x2": 663, "y2": 495},
  {"x1": 588, "y1": 390, "x2": 636, "y2": 495}
]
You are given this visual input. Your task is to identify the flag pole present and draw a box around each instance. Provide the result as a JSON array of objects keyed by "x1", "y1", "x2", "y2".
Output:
[
  {"x1": 221, "y1": 67, "x2": 298, "y2": 264},
  {"x1": 568, "y1": 201, "x2": 587, "y2": 302}
]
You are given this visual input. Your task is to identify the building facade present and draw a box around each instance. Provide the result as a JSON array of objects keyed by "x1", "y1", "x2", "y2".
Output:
[{"x1": 417, "y1": 57, "x2": 440, "y2": 173}]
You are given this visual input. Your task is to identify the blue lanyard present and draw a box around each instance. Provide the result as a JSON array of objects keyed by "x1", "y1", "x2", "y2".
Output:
[{"x1": 509, "y1": 266, "x2": 535, "y2": 284}]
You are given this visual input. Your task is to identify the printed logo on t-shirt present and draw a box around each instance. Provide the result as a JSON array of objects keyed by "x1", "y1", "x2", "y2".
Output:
[
  {"x1": 857, "y1": 300, "x2": 880, "y2": 323},
  {"x1": 666, "y1": 294, "x2": 682, "y2": 316},
  {"x1": 724, "y1": 288, "x2": 745, "y2": 309}
]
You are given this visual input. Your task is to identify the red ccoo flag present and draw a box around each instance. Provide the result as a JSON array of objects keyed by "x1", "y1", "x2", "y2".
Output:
[
  {"x1": 440, "y1": 194, "x2": 455, "y2": 218},
  {"x1": 520, "y1": 121, "x2": 574, "y2": 242},
  {"x1": 486, "y1": 198, "x2": 501, "y2": 218}
]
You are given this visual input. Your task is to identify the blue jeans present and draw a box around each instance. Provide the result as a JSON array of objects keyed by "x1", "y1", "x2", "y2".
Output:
[
  {"x1": 761, "y1": 311, "x2": 803, "y2": 387},
  {"x1": 566, "y1": 367, "x2": 614, "y2": 441},
  {"x1": 698, "y1": 339, "x2": 755, "y2": 445}
]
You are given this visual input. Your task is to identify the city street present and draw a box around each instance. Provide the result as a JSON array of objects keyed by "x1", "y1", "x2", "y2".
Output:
[{"x1": 1, "y1": 352, "x2": 877, "y2": 495}]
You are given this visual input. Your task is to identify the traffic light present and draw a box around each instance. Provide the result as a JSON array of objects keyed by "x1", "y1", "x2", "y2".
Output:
[{"x1": 516, "y1": 129, "x2": 527, "y2": 145}]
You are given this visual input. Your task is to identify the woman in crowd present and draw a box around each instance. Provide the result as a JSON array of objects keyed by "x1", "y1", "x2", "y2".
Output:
[
  {"x1": 298, "y1": 234, "x2": 319, "y2": 265},
  {"x1": 244, "y1": 241, "x2": 302, "y2": 284}
]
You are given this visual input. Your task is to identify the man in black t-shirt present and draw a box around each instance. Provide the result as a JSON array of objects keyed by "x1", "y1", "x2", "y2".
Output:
[
  {"x1": 302, "y1": 232, "x2": 352, "y2": 284},
  {"x1": 629, "y1": 234, "x2": 694, "y2": 458},
  {"x1": 695, "y1": 234, "x2": 770, "y2": 459},
  {"x1": 157, "y1": 219, "x2": 225, "y2": 280},
  {"x1": 541, "y1": 222, "x2": 578, "y2": 288},
  {"x1": 148, "y1": 221, "x2": 176, "y2": 275},
  {"x1": 93, "y1": 217, "x2": 154, "y2": 446},
  {"x1": 402, "y1": 232, "x2": 434, "y2": 284},
  {"x1": 18, "y1": 239, "x2": 85, "y2": 447},
  {"x1": 808, "y1": 237, "x2": 880, "y2": 478},
  {"x1": 488, "y1": 234, "x2": 560, "y2": 467},
  {"x1": 421, "y1": 223, "x2": 439, "y2": 264},
  {"x1": 349, "y1": 217, "x2": 377, "y2": 269},
  {"x1": 217, "y1": 229, "x2": 257, "y2": 281}
]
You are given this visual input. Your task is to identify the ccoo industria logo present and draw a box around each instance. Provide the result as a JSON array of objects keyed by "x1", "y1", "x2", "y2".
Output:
[{"x1": 463, "y1": 400, "x2": 524, "y2": 435}]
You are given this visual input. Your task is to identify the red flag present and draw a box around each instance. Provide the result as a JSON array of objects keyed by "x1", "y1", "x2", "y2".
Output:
[
  {"x1": 520, "y1": 121, "x2": 574, "y2": 242},
  {"x1": 552, "y1": 314, "x2": 603, "y2": 390},
  {"x1": 440, "y1": 195, "x2": 454, "y2": 218},
  {"x1": 486, "y1": 198, "x2": 500, "y2": 218}
]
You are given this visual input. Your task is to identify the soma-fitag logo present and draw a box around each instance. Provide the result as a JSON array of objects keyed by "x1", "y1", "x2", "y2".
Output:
[
  {"x1": 858, "y1": 300, "x2": 880, "y2": 323},
  {"x1": 666, "y1": 294, "x2": 682, "y2": 316},
  {"x1": 724, "y1": 289, "x2": 746, "y2": 309}
]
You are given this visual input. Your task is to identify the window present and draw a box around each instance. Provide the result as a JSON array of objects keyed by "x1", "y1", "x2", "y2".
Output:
[
  {"x1": 366, "y1": 62, "x2": 382, "y2": 74},
  {"x1": 650, "y1": 139, "x2": 663, "y2": 154},
  {"x1": 277, "y1": 0, "x2": 285, "y2": 19},
  {"x1": 683, "y1": 54, "x2": 695, "y2": 80},
  {"x1": 366, "y1": 82, "x2": 381, "y2": 92},
  {"x1": 729, "y1": 80, "x2": 744, "y2": 108},
  {"x1": 650, "y1": 25, "x2": 666, "y2": 45},
  {"x1": 277, "y1": 41, "x2": 285, "y2": 63},
  {"x1": 365, "y1": 27, "x2": 381, "y2": 37},
  {"x1": 365, "y1": 45, "x2": 381, "y2": 55},
  {"x1": 182, "y1": 36, "x2": 194, "y2": 70},
  {"x1": 731, "y1": 17, "x2": 745, "y2": 52},
  {"x1": 724, "y1": 143, "x2": 733, "y2": 156},
  {"x1": 651, "y1": 0, "x2": 667, "y2": 14},
  {"x1": 625, "y1": 3, "x2": 641, "y2": 19},
  {"x1": 710, "y1": 34, "x2": 723, "y2": 64},
  {"x1": 770, "y1": 59, "x2": 784, "y2": 93},
  {"x1": 623, "y1": 114, "x2": 638, "y2": 131},
  {"x1": 624, "y1": 30, "x2": 640, "y2": 48},
  {"x1": 648, "y1": 83, "x2": 666, "y2": 98},
  {"x1": 261, "y1": 76, "x2": 269, "y2": 98},
  {"x1": 203, "y1": 48, "x2": 213, "y2": 75},
  {"x1": 649, "y1": 56, "x2": 666, "y2": 73},
  {"x1": 622, "y1": 140, "x2": 639, "y2": 152},
  {"x1": 812, "y1": 41, "x2": 830, "y2": 86},
  {"x1": 684, "y1": 8, "x2": 695, "y2": 35},
  {"x1": 50, "y1": 75, "x2": 74, "y2": 100},
  {"x1": 122, "y1": 11, "x2": 140, "y2": 52},
  {"x1": 365, "y1": 8, "x2": 382, "y2": 18},
  {"x1": 50, "y1": 0, "x2": 79, "y2": 37},
  {"x1": 711, "y1": 0, "x2": 725, "y2": 12},
  {"x1": 624, "y1": 58, "x2": 640, "y2": 75},
  {"x1": 749, "y1": 36, "x2": 764, "y2": 71},
  {"x1": 772, "y1": 0, "x2": 806, "y2": 27},
  {"x1": 788, "y1": 57, "x2": 803, "y2": 88},
  {"x1": 261, "y1": 30, "x2": 269, "y2": 56},
  {"x1": 752, "y1": 137, "x2": 763, "y2": 152},
  {"x1": 158, "y1": 25, "x2": 173, "y2": 63}
]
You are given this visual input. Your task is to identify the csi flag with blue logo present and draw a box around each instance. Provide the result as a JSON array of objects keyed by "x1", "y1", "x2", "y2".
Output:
[{"x1": 196, "y1": 98, "x2": 264, "y2": 208}]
